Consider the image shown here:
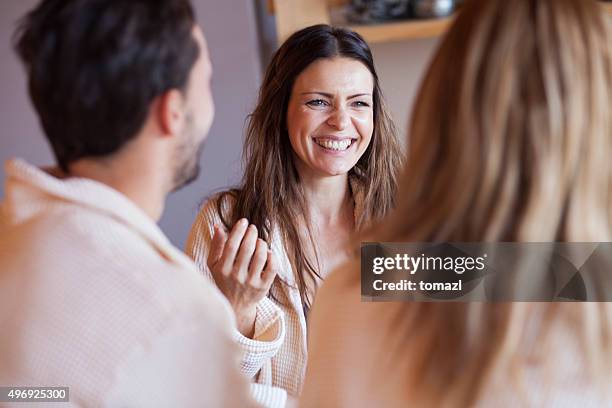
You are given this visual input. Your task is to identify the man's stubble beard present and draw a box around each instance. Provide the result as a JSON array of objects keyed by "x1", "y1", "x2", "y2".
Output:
[{"x1": 170, "y1": 112, "x2": 206, "y2": 192}]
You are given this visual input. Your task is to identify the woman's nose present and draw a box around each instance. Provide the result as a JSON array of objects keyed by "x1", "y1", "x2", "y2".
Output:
[{"x1": 327, "y1": 107, "x2": 350, "y2": 130}]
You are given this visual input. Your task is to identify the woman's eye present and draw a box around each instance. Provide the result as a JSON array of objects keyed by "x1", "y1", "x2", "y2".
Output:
[
  {"x1": 306, "y1": 99, "x2": 329, "y2": 107},
  {"x1": 352, "y1": 101, "x2": 371, "y2": 108}
]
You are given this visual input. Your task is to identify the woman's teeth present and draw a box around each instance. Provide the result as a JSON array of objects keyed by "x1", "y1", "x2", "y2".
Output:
[{"x1": 315, "y1": 139, "x2": 352, "y2": 151}]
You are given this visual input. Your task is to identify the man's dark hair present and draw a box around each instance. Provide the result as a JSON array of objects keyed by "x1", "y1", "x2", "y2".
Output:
[{"x1": 13, "y1": 0, "x2": 199, "y2": 171}]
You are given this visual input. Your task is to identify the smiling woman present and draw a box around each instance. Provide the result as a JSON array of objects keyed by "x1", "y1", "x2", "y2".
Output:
[{"x1": 185, "y1": 24, "x2": 403, "y2": 398}]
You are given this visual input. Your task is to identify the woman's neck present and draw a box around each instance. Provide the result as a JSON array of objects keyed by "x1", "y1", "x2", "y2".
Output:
[{"x1": 299, "y1": 172, "x2": 353, "y2": 226}]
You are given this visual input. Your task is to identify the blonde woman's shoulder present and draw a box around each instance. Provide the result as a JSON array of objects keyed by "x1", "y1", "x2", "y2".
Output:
[
  {"x1": 320, "y1": 259, "x2": 360, "y2": 295},
  {"x1": 304, "y1": 259, "x2": 404, "y2": 407},
  {"x1": 311, "y1": 258, "x2": 394, "y2": 356}
]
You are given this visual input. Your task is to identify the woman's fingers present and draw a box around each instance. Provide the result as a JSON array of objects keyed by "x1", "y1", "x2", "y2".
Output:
[
  {"x1": 234, "y1": 225, "x2": 259, "y2": 281},
  {"x1": 219, "y1": 218, "x2": 249, "y2": 273},
  {"x1": 247, "y1": 238, "x2": 269, "y2": 285},
  {"x1": 260, "y1": 250, "x2": 278, "y2": 290},
  {"x1": 206, "y1": 222, "x2": 276, "y2": 338},
  {"x1": 207, "y1": 225, "x2": 227, "y2": 268}
]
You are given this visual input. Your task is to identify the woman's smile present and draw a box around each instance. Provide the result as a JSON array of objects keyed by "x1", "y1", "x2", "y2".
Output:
[{"x1": 312, "y1": 136, "x2": 357, "y2": 152}]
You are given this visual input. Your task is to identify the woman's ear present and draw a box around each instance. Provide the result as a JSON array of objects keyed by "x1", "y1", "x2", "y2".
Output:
[{"x1": 156, "y1": 89, "x2": 186, "y2": 138}]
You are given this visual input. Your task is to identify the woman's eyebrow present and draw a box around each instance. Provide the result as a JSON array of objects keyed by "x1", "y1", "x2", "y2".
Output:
[
  {"x1": 301, "y1": 91, "x2": 333, "y2": 97},
  {"x1": 301, "y1": 92, "x2": 372, "y2": 99},
  {"x1": 347, "y1": 93, "x2": 372, "y2": 100}
]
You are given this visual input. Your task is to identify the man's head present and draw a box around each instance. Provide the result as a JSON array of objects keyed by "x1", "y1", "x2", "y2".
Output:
[{"x1": 14, "y1": 0, "x2": 213, "y2": 191}]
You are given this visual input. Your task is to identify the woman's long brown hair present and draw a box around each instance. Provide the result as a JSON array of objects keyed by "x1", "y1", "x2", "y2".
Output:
[{"x1": 216, "y1": 25, "x2": 403, "y2": 308}]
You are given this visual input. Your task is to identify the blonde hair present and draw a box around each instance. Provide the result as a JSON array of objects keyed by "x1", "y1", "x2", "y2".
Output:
[{"x1": 370, "y1": 0, "x2": 612, "y2": 405}]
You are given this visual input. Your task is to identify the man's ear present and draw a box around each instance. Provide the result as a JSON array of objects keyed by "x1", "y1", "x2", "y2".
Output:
[{"x1": 156, "y1": 89, "x2": 185, "y2": 138}]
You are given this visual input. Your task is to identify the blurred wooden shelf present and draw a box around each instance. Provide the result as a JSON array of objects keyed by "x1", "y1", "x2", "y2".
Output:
[
  {"x1": 270, "y1": 0, "x2": 612, "y2": 45},
  {"x1": 346, "y1": 16, "x2": 453, "y2": 43}
]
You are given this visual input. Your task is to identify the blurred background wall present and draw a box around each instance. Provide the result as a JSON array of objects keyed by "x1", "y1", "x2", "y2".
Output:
[{"x1": 0, "y1": 0, "x2": 435, "y2": 248}]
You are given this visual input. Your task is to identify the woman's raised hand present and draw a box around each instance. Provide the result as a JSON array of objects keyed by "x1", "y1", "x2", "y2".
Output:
[{"x1": 207, "y1": 219, "x2": 277, "y2": 338}]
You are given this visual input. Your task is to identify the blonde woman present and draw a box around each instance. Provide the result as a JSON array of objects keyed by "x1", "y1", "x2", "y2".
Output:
[
  {"x1": 186, "y1": 24, "x2": 402, "y2": 398},
  {"x1": 302, "y1": 0, "x2": 612, "y2": 406}
]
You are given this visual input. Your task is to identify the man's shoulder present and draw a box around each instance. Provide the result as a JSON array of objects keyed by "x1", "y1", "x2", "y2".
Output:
[
  {"x1": 3, "y1": 203, "x2": 158, "y2": 269},
  {"x1": 1, "y1": 202, "x2": 227, "y2": 315},
  {"x1": 1, "y1": 204, "x2": 236, "y2": 350}
]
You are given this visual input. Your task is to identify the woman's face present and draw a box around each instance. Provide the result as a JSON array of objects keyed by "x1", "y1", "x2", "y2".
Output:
[{"x1": 286, "y1": 57, "x2": 374, "y2": 179}]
